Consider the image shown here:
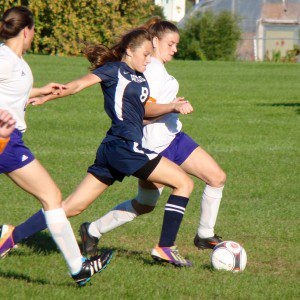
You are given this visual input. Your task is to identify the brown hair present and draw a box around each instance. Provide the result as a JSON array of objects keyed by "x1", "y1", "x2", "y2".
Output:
[
  {"x1": 142, "y1": 17, "x2": 179, "y2": 40},
  {"x1": 84, "y1": 28, "x2": 152, "y2": 70},
  {"x1": 0, "y1": 6, "x2": 34, "y2": 40}
]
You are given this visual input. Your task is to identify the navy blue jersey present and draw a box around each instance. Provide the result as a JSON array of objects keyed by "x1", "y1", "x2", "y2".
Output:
[{"x1": 93, "y1": 61, "x2": 150, "y2": 144}]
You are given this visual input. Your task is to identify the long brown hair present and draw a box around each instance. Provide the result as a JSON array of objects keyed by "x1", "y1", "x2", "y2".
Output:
[
  {"x1": 0, "y1": 6, "x2": 34, "y2": 40},
  {"x1": 84, "y1": 28, "x2": 152, "y2": 70}
]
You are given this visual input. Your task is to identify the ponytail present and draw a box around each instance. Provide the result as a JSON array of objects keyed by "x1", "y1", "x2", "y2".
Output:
[{"x1": 0, "y1": 6, "x2": 34, "y2": 40}]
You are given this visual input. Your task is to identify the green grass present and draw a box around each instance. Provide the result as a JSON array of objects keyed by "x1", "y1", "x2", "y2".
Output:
[{"x1": 0, "y1": 56, "x2": 299, "y2": 299}]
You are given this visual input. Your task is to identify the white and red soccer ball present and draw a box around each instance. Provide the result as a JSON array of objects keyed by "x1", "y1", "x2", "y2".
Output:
[{"x1": 211, "y1": 241, "x2": 247, "y2": 272}]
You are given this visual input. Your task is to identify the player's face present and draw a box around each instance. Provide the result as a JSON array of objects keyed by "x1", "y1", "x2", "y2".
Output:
[
  {"x1": 23, "y1": 26, "x2": 35, "y2": 52},
  {"x1": 126, "y1": 40, "x2": 153, "y2": 73},
  {"x1": 154, "y1": 32, "x2": 180, "y2": 63}
]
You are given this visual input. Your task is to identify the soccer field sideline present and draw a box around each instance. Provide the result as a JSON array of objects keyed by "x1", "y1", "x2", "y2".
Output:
[{"x1": 0, "y1": 55, "x2": 299, "y2": 299}]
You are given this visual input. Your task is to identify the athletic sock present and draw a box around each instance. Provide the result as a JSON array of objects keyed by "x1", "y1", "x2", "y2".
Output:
[
  {"x1": 158, "y1": 195, "x2": 189, "y2": 247},
  {"x1": 12, "y1": 209, "x2": 47, "y2": 244},
  {"x1": 198, "y1": 185, "x2": 224, "y2": 239},
  {"x1": 44, "y1": 208, "x2": 83, "y2": 274},
  {"x1": 88, "y1": 199, "x2": 138, "y2": 239}
]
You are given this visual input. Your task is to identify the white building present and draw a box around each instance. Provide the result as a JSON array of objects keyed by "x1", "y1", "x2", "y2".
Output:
[{"x1": 155, "y1": 0, "x2": 186, "y2": 22}]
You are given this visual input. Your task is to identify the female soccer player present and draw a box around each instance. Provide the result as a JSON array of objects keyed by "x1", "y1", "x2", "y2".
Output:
[
  {"x1": 0, "y1": 109, "x2": 16, "y2": 153},
  {"x1": 1, "y1": 24, "x2": 194, "y2": 266},
  {"x1": 0, "y1": 6, "x2": 112, "y2": 286},
  {"x1": 78, "y1": 19, "x2": 226, "y2": 263}
]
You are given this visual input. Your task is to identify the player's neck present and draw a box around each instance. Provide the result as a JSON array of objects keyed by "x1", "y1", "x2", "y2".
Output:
[
  {"x1": 5, "y1": 39, "x2": 24, "y2": 58},
  {"x1": 152, "y1": 54, "x2": 164, "y2": 64}
]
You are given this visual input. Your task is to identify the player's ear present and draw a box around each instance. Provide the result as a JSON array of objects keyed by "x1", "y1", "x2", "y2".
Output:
[
  {"x1": 152, "y1": 36, "x2": 159, "y2": 48},
  {"x1": 126, "y1": 48, "x2": 133, "y2": 58},
  {"x1": 23, "y1": 26, "x2": 31, "y2": 39}
]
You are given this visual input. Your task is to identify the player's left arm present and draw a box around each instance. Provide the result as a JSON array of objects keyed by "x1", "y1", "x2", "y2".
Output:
[{"x1": 28, "y1": 74, "x2": 101, "y2": 106}]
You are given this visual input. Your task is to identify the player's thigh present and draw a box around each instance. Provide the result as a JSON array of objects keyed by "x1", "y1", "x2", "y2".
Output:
[
  {"x1": 7, "y1": 159, "x2": 61, "y2": 209},
  {"x1": 63, "y1": 173, "x2": 109, "y2": 217},
  {"x1": 147, "y1": 156, "x2": 193, "y2": 196},
  {"x1": 180, "y1": 147, "x2": 226, "y2": 187}
]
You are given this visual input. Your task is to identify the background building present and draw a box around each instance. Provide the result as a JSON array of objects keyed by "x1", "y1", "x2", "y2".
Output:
[
  {"x1": 155, "y1": 0, "x2": 186, "y2": 22},
  {"x1": 179, "y1": 0, "x2": 300, "y2": 61}
]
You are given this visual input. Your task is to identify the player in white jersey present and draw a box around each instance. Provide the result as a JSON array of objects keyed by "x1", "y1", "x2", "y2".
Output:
[
  {"x1": 79, "y1": 18, "x2": 227, "y2": 265},
  {"x1": 0, "y1": 6, "x2": 112, "y2": 286}
]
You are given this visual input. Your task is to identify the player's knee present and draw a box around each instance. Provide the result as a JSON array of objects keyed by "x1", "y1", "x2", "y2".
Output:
[
  {"x1": 209, "y1": 170, "x2": 226, "y2": 187},
  {"x1": 176, "y1": 175, "x2": 194, "y2": 196},
  {"x1": 39, "y1": 186, "x2": 62, "y2": 210},
  {"x1": 135, "y1": 185, "x2": 163, "y2": 208}
]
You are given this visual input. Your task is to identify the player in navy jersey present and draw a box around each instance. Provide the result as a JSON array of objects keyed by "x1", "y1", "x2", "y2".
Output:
[
  {"x1": 0, "y1": 6, "x2": 112, "y2": 286},
  {"x1": 79, "y1": 18, "x2": 226, "y2": 265},
  {"x1": 1, "y1": 27, "x2": 194, "y2": 266}
]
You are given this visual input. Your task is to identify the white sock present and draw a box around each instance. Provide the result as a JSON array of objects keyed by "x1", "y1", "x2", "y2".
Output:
[
  {"x1": 88, "y1": 200, "x2": 138, "y2": 239},
  {"x1": 44, "y1": 208, "x2": 83, "y2": 274},
  {"x1": 198, "y1": 185, "x2": 224, "y2": 238}
]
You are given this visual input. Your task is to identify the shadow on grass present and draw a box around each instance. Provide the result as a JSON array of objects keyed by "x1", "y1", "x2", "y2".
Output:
[
  {"x1": 0, "y1": 270, "x2": 49, "y2": 285},
  {"x1": 22, "y1": 231, "x2": 60, "y2": 254},
  {"x1": 258, "y1": 102, "x2": 300, "y2": 114}
]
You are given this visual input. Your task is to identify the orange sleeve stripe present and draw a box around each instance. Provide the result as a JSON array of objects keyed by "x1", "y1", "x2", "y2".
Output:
[
  {"x1": 0, "y1": 137, "x2": 10, "y2": 154},
  {"x1": 145, "y1": 97, "x2": 157, "y2": 106}
]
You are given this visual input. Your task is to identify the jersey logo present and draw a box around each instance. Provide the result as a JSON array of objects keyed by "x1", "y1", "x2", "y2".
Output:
[
  {"x1": 21, "y1": 71, "x2": 26, "y2": 76},
  {"x1": 21, "y1": 155, "x2": 28, "y2": 162},
  {"x1": 130, "y1": 74, "x2": 146, "y2": 83}
]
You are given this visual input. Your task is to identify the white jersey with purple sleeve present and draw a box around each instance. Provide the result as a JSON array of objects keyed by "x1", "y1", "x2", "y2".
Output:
[
  {"x1": 92, "y1": 61, "x2": 150, "y2": 144},
  {"x1": 0, "y1": 44, "x2": 33, "y2": 132},
  {"x1": 142, "y1": 57, "x2": 182, "y2": 153}
]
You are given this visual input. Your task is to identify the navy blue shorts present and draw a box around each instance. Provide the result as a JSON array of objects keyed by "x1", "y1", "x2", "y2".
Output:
[
  {"x1": 0, "y1": 129, "x2": 35, "y2": 174},
  {"x1": 160, "y1": 132, "x2": 198, "y2": 166},
  {"x1": 88, "y1": 139, "x2": 161, "y2": 185}
]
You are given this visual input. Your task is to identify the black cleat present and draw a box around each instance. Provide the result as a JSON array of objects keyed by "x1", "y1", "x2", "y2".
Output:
[
  {"x1": 194, "y1": 234, "x2": 223, "y2": 250},
  {"x1": 71, "y1": 250, "x2": 113, "y2": 286},
  {"x1": 79, "y1": 222, "x2": 99, "y2": 257}
]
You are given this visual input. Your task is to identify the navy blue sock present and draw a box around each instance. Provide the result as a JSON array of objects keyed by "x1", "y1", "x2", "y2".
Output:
[
  {"x1": 158, "y1": 195, "x2": 189, "y2": 247},
  {"x1": 12, "y1": 209, "x2": 47, "y2": 244}
]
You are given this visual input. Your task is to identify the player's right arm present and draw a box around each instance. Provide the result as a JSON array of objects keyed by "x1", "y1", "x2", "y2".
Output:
[
  {"x1": 28, "y1": 74, "x2": 101, "y2": 106},
  {"x1": 0, "y1": 109, "x2": 16, "y2": 154}
]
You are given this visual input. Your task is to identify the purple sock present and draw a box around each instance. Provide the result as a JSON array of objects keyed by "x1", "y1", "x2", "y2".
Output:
[
  {"x1": 158, "y1": 195, "x2": 189, "y2": 247},
  {"x1": 12, "y1": 209, "x2": 47, "y2": 244}
]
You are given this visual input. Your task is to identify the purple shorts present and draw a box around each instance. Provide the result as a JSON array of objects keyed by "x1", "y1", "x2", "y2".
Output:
[
  {"x1": 0, "y1": 129, "x2": 35, "y2": 174},
  {"x1": 160, "y1": 132, "x2": 198, "y2": 166}
]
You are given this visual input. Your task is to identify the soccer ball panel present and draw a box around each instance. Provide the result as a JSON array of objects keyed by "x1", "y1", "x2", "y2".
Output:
[{"x1": 211, "y1": 241, "x2": 247, "y2": 272}]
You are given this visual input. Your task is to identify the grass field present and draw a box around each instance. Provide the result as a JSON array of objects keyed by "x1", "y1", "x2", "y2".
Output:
[{"x1": 0, "y1": 55, "x2": 299, "y2": 299}]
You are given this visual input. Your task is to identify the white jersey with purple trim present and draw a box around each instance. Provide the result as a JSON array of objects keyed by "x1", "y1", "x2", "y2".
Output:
[
  {"x1": 0, "y1": 44, "x2": 33, "y2": 132},
  {"x1": 142, "y1": 57, "x2": 182, "y2": 153}
]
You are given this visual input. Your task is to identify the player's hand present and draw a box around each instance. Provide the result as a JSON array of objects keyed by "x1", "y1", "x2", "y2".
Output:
[
  {"x1": 0, "y1": 109, "x2": 16, "y2": 138},
  {"x1": 40, "y1": 83, "x2": 67, "y2": 95},
  {"x1": 28, "y1": 95, "x2": 50, "y2": 106},
  {"x1": 173, "y1": 98, "x2": 194, "y2": 115}
]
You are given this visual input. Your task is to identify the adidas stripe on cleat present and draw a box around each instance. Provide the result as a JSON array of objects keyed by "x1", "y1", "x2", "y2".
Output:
[
  {"x1": 194, "y1": 234, "x2": 223, "y2": 250},
  {"x1": 0, "y1": 224, "x2": 15, "y2": 259},
  {"x1": 151, "y1": 245, "x2": 192, "y2": 267},
  {"x1": 71, "y1": 250, "x2": 113, "y2": 286}
]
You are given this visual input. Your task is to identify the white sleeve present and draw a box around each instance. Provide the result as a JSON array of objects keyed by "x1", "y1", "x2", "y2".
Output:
[
  {"x1": 144, "y1": 62, "x2": 165, "y2": 102},
  {"x1": 0, "y1": 58, "x2": 13, "y2": 81}
]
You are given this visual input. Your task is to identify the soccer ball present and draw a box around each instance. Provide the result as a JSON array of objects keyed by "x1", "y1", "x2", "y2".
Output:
[{"x1": 210, "y1": 241, "x2": 247, "y2": 272}]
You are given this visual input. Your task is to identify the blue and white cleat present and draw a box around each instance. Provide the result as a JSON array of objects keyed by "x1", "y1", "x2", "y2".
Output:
[
  {"x1": 0, "y1": 224, "x2": 15, "y2": 259},
  {"x1": 71, "y1": 250, "x2": 113, "y2": 286}
]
